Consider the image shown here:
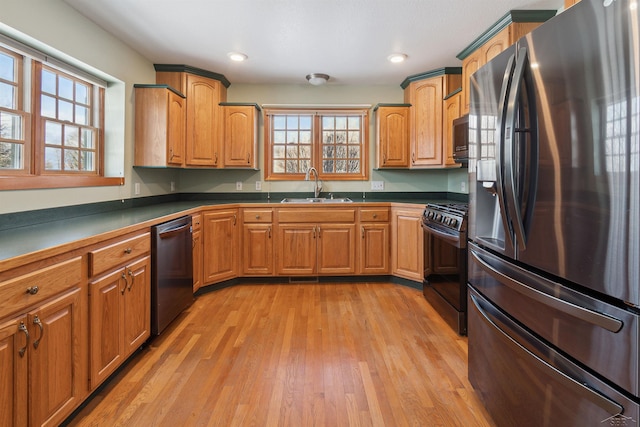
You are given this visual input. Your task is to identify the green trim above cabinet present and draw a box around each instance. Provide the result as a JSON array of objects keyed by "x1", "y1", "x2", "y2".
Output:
[
  {"x1": 456, "y1": 9, "x2": 557, "y2": 60},
  {"x1": 153, "y1": 64, "x2": 232, "y2": 88},
  {"x1": 400, "y1": 67, "x2": 462, "y2": 90},
  {"x1": 219, "y1": 102, "x2": 261, "y2": 111},
  {"x1": 443, "y1": 87, "x2": 462, "y2": 100},
  {"x1": 133, "y1": 84, "x2": 185, "y2": 98}
]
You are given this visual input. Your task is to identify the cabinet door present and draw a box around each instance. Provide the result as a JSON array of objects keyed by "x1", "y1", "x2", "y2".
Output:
[
  {"x1": 89, "y1": 269, "x2": 125, "y2": 389},
  {"x1": 223, "y1": 105, "x2": 257, "y2": 168},
  {"x1": 167, "y1": 90, "x2": 186, "y2": 166},
  {"x1": 0, "y1": 316, "x2": 28, "y2": 427},
  {"x1": 359, "y1": 223, "x2": 390, "y2": 274},
  {"x1": 192, "y1": 228, "x2": 203, "y2": 292},
  {"x1": 276, "y1": 224, "x2": 316, "y2": 275},
  {"x1": 481, "y1": 27, "x2": 510, "y2": 64},
  {"x1": 376, "y1": 106, "x2": 410, "y2": 168},
  {"x1": 242, "y1": 224, "x2": 274, "y2": 276},
  {"x1": 317, "y1": 224, "x2": 356, "y2": 274},
  {"x1": 391, "y1": 208, "x2": 424, "y2": 282},
  {"x1": 186, "y1": 74, "x2": 221, "y2": 167},
  {"x1": 443, "y1": 92, "x2": 462, "y2": 167},
  {"x1": 409, "y1": 77, "x2": 444, "y2": 167},
  {"x1": 203, "y1": 209, "x2": 239, "y2": 283},
  {"x1": 461, "y1": 49, "x2": 482, "y2": 115},
  {"x1": 122, "y1": 256, "x2": 150, "y2": 356},
  {"x1": 28, "y1": 288, "x2": 82, "y2": 427}
]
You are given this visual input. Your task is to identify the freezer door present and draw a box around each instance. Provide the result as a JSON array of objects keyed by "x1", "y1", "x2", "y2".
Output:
[
  {"x1": 468, "y1": 286, "x2": 638, "y2": 427},
  {"x1": 469, "y1": 242, "x2": 640, "y2": 397},
  {"x1": 514, "y1": 0, "x2": 640, "y2": 306}
]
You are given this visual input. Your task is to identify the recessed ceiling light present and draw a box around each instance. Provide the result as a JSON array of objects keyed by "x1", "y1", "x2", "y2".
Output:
[
  {"x1": 227, "y1": 52, "x2": 248, "y2": 62},
  {"x1": 387, "y1": 53, "x2": 408, "y2": 63},
  {"x1": 306, "y1": 73, "x2": 330, "y2": 85}
]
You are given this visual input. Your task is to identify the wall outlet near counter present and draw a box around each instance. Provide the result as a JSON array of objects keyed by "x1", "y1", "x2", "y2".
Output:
[
  {"x1": 255, "y1": 181, "x2": 262, "y2": 191},
  {"x1": 170, "y1": 181, "x2": 176, "y2": 192},
  {"x1": 371, "y1": 181, "x2": 384, "y2": 191},
  {"x1": 134, "y1": 182, "x2": 140, "y2": 195},
  {"x1": 236, "y1": 181, "x2": 243, "y2": 191},
  {"x1": 461, "y1": 181, "x2": 466, "y2": 192}
]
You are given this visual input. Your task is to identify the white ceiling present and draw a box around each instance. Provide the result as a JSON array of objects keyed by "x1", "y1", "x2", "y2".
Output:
[{"x1": 63, "y1": 0, "x2": 564, "y2": 86}]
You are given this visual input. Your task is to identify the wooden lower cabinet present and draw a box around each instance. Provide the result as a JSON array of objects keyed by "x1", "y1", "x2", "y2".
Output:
[
  {"x1": 359, "y1": 207, "x2": 390, "y2": 275},
  {"x1": 316, "y1": 224, "x2": 357, "y2": 274},
  {"x1": 391, "y1": 207, "x2": 424, "y2": 282},
  {"x1": 192, "y1": 214, "x2": 203, "y2": 292},
  {"x1": 203, "y1": 208, "x2": 239, "y2": 284},
  {"x1": 242, "y1": 209, "x2": 274, "y2": 276},
  {"x1": 89, "y1": 256, "x2": 150, "y2": 389}
]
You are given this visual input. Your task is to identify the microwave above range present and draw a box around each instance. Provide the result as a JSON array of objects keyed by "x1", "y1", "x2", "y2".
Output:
[{"x1": 452, "y1": 114, "x2": 469, "y2": 165}]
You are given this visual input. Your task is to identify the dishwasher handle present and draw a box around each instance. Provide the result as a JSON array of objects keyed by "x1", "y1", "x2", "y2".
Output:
[{"x1": 158, "y1": 223, "x2": 191, "y2": 239}]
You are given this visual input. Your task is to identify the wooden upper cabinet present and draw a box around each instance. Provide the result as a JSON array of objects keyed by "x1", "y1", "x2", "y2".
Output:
[
  {"x1": 154, "y1": 65, "x2": 230, "y2": 168},
  {"x1": 443, "y1": 90, "x2": 462, "y2": 167},
  {"x1": 221, "y1": 103, "x2": 260, "y2": 169},
  {"x1": 564, "y1": 0, "x2": 580, "y2": 9},
  {"x1": 457, "y1": 10, "x2": 557, "y2": 115},
  {"x1": 134, "y1": 85, "x2": 186, "y2": 167},
  {"x1": 375, "y1": 104, "x2": 410, "y2": 168}
]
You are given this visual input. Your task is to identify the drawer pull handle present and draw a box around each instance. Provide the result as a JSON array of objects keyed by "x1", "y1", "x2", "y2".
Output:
[
  {"x1": 32, "y1": 315, "x2": 43, "y2": 349},
  {"x1": 124, "y1": 248, "x2": 132, "y2": 254},
  {"x1": 26, "y1": 286, "x2": 39, "y2": 295},
  {"x1": 362, "y1": 226, "x2": 365, "y2": 239},
  {"x1": 18, "y1": 322, "x2": 29, "y2": 357}
]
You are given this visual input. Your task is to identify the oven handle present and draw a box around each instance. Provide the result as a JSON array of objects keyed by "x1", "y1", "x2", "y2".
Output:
[
  {"x1": 421, "y1": 222, "x2": 464, "y2": 248},
  {"x1": 469, "y1": 291, "x2": 624, "y2": 417},
  {"x1": 470, "y1": 247, "x2": 623, "y2": 333}
]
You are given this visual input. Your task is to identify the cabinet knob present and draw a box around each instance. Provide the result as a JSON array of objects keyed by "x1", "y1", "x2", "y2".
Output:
[
  {"x1": 124, "y1": 248, "x2": 132, "y2": 254},
  {"x1": 373, "y1": 214, "x2": 377, "y2": 218},
  {"x1": 26, "y1": 286, "x2": 39, "y2": 295},
  {"x1": 255, "y1": 215, "x2": 261, "y2": 219}
]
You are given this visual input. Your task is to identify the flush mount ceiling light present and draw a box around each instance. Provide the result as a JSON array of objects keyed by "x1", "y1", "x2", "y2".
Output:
[
  {"x1": 227, "y1": 52, "x2": 248, "y2": 62},
  {"x1": 306, "y1": 73, "x2": 330, "y2": 85},
  {"x1": 387, "y1": 53, "x2": 408, "y2": 63}
]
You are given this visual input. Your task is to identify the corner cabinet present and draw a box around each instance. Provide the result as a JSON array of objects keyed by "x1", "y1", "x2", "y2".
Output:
[
  {"x1": 456, "y1": 10, "x2": 557, "y2": 115},
  {"x1": 203, "y1": 208, "x2": 240, "y2": 284},
  {"x1": 391, "y1": 206, "x2": 424, "y2": 282},
  {"x1": 401, "y1": 68, "x2": 462, "y2": 168},
  {"x1": 134, "y1": 85, "x2": 186, "y2": 167},
  {"x1": 374, "y1": 104, "x2": 411, "y2": 168},
  {"x1": 221, "y1": 103, "x2": 260, "y2": 169},
  {"x1": 155, "y1": 65, "x2": 230, "y2": 168}
]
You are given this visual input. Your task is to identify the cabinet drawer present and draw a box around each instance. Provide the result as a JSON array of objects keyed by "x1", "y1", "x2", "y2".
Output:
[
  {"x1": 0, "y1": 257, "x2": 82, "y2": 317},
  {"x1": 89, "y1": 233, "x2": 150, "y2": 277},
  {"x1": 243, "y1": 209, "x2": 273, "y2": 223},
  {"x1": 359, "y1": 208, "x2": 389, "y2": 222},
  {"x1": 277, "y1": 208, "x2": 356, "y2": 223},
  {"x1": 192, "y1": 213, "x2": 202, "y2": 231}
]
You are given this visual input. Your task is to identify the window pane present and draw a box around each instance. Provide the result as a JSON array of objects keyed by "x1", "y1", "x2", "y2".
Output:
[
  {"x1": 65, "y1": 125, "x2": 79, "y2": 147},
  {"x1": 64, "y1": 149, "x2": 79, "y2": 170},
  {"x1": 274, "y1": 131, "x2": 285, "y2": 144},
  {"x1": 0, "y1": 82, "x2": 15, "y2": 109},
  {"x1": 336, "y1": 131, "x2": 347, "y2": 144},
  {"x1": 348, "y1": 116, "x2": 360, "y2": 128},
  {"x1": 286, "y1": 116, "x2": 298, "y2": 128},
  {"x1": 44, "y1": 147, "x2": 62, "y2": 170},
  {"x1": 323, "y1": 145, "x2": 334, "y2": 158},
  {"x1": 76, "y1": 83, "x2": 88, "y2": 104},
  {"x1": 81, "y1": 129, "x2": 94, "y2": 148},
  {"x1": 335, "y1": 117, "x2": 347, "y2": 130},
  {"x1": 0, "y1": 52, "x2": 15, "y2": 81},
  {"x1": 348, "y1": 131, "x2": 360, "y2": 143},
  {"x1": 0, "y1": 111, "x2": 22, "y2": 139},
  {"x1": 41, "y1": 69, "x2": 56, "y2": 95},
  {"x1": 75, "y1": 106, "x2": 88, "y2": 125},
  {"x1": 286, "y1": 146, "x2": 298, "y2": 158},
  {"x1": 299, "y1": 130, "x2": 311, "y2": 143},
  {"x1": 0, "y1": 142, "x2": 22, "y2": 169},
  {"x1": 299, "y1": 145, "x2": 311, "y2": 159},
  {"x1": 59, "y1": 100, "x2": 73, "y2": 122},
  {"x1": 45, "y1": 121, "x2": 62, "y2": 146},
  {"x1": 336, "y1": 160, "x2": 347, "y2": 173},
  {"x1": 322, "y1": 117, "x2": 334, "y2": 128},
  {"x1": 300, "y1": 159, "x2": 310, "y2": 172},
  {"x1": 323, "y1": 131, "x2": 333, "y2": 144},
  {"x1": 59, "y1": 76, "x2": 74, "y2": 100},
  {"x1": 348, "y1": 146, "x2": 360, "y2": 158},
  {"x1": 349, "y1": 159, "x2": 360, "y2": 173},
  {"x1": 286, "y1": 131, "x2": 298, "y2": 144},
  {"x1": 81, "y1": 150, "x2": 95, "y2": 171},
  {"x1": 273, "y1": 116, "x2": 286, "y2": 129},
  {"x1": 41, "y1": 95, "x2": 57, "y2": 118},
  {"x1": 273, "y1": 145, "x2": 285, "y2": 159},
  {"x1": 336, "y1": 145, "x2": 347, "y2": 158},
  {"x1": 323, "y1": 160, "x2": 333, "y2": 173},
  {"x1": 273, "y1": 159, "x2": 285, "y2": 173},
  {"x1": 285, "y1": 160, "x2": 298, "y2": 173},
  {"x1": 299, "y1": 116, "x2": 311, "y2": 130}
]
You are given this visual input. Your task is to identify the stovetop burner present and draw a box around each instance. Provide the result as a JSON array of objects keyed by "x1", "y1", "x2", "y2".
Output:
[{"x1": 422, "y1": 202, "x2": 468, "y2": 234}]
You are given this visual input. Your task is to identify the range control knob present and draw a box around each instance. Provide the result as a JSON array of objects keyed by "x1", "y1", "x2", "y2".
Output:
[{"x1": 450, "y1": 218, "x2": 458, "y2": 227}]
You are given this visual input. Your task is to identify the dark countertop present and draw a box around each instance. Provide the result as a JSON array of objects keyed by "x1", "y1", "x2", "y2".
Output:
[{"x1": 0, "y1": 192, "x2": 466, "y2": 268}]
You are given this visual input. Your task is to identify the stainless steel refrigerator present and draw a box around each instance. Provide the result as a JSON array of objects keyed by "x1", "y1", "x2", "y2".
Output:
[{"x1": 468, "y1": 0, "x2": 640, "y2": 424}]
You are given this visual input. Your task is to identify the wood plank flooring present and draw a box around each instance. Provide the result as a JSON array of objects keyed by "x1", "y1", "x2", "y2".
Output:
[{"x1": 65, "y1": 282, "x2": 495, "y2": 426}]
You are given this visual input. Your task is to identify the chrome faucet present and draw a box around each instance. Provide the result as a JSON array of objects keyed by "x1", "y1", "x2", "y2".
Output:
[{"x1": 305, "y1": 167, "x2": 322, "y2": 198}]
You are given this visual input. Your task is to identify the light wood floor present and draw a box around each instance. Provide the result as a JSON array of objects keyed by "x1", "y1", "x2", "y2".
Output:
[{"x1": 65, "y1": 282, "x2": 495, "y2": 426}]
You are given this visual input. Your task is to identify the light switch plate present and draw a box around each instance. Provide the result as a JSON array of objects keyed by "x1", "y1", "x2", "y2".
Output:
[{"x1": 371, "y1": 181, "x2": 384, "y2": 191}]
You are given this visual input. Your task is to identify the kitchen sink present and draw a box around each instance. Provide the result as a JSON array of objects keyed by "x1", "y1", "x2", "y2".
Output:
[{"x1": 280, "y1": 197, "x2": 353, "y2": 203}]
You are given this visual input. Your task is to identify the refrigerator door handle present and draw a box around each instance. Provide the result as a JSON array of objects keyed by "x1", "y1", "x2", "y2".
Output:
[
  {"x1": 493, "y1": 53, "x2": 517, "y2": 247},
  {"x1": 469, "y1": 291, "x2": 625, "y2": 417},
  {"x1": 504, "y1": 47, "x2": 532, "y2": 250},
  {"x1": 470, "y1": 247, "x2": 623, "y2": 333}
]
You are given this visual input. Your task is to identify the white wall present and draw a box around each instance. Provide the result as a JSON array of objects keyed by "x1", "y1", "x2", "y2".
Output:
[{"x1": 0, "y1": 0, "x2": 468, "y2": 215}]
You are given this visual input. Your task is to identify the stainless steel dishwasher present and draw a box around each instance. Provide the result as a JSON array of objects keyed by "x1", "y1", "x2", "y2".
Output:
[{"x1": 151, "y1": 215, "x2": 194, "y2": 335}]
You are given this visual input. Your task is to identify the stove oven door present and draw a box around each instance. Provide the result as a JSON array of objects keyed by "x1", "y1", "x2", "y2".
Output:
[{"x1": 422, "y1": 222, "x2": 468, "y2": 335}]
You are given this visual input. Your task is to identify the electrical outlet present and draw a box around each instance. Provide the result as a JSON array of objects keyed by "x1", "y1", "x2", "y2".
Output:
[
  {"x1": 371, "y1": 181, "x2": 384, "y2": 191},
  {"x1": 236, "y1": 181, "x2": 243, "y2": 191},
  {"x1": 170, "y1": 181, "x2": 176, "y2": 192},
  {"x1": 134, "y1": 182, "x2": 140, "y2": 195},
  {"x1": 461, "y1": 181, "x2": 467, "y2": 192},
  {"x1": 255, "y1": 181, "x2": 262, "y2": 191}
]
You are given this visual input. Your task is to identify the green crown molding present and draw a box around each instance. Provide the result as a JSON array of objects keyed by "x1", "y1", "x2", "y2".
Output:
[
  {"x1": 456, "y1": 10, "x2": 557, "y2": 60},
  {"x1": 153, "y1": 64, "x2": 231, "y2": 88},
  {"x1": 133, "y1": 83, "x2": 186, "y2": 98},
  {"x1": 443, "y1": 87, "x2": 463, "y2": 100},
  {"x1": 219, "y1": 102, "x2": 261, "y2": 111},
  {"x1": 372, "y1": 103, "x2": 411, "y2": 112},
  {"x1": 400, "y1": 67, "x2": 462, "y2": 89}
]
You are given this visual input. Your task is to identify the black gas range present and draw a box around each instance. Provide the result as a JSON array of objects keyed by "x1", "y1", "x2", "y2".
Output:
[{"x1": 421, "y1": 202, "x2": 469, "y2": 335}]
